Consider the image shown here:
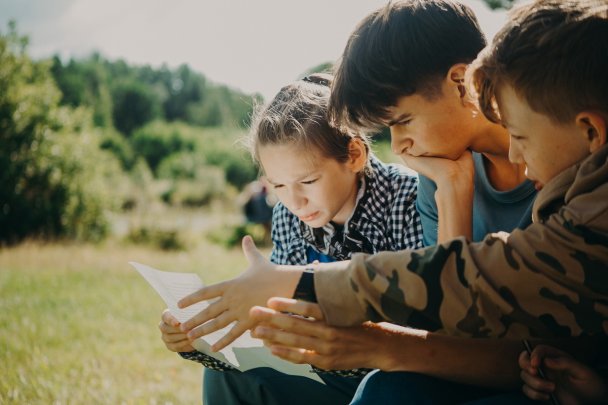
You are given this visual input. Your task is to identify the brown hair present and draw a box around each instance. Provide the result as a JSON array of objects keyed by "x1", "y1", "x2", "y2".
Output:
[
  {"x1": 247, "y1": 73, "x2": 371, "y2": 171},
  {"x1": 329, "y1": 0, "x2": 486, "y2": 131},
  {"x1": 470, "y1": 0, "x2": 608, "y2": 125}
]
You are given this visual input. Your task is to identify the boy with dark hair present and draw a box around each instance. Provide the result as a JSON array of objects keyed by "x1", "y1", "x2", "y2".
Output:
[
  {"x1": 330, "y1": 0, "x2": 486, "y2": 129},
  {"x1": 331, "y1": 0, "x2": 536, "y2": 249}
]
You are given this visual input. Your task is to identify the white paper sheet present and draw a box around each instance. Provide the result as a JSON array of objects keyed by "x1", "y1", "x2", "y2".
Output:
[{"x1": 129, "y1": 261, "x2": 324, "y2": 384}]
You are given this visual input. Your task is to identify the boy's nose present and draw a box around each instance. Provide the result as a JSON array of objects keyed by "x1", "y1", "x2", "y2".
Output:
[
  {"x1": 508, "y1": 142, "x2": 522, "y2": 164},
  {"x1": 390, "y1": 128, "x2": 412, "y2": 155}
]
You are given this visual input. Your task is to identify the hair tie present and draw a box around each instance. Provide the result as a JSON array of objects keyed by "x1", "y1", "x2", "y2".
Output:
[{"x1": 302, "y1": 75, "x2": 330, "y2": 87}]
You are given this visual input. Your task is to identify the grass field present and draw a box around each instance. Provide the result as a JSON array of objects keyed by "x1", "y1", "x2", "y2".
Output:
[{"x1": 0, "y1": 239, "x2": 260, "y2": 404}]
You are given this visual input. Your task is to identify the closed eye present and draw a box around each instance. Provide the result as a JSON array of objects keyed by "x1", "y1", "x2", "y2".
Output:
[{"x1": 302, "y1": 178, "x2": 318, "y2": 185}]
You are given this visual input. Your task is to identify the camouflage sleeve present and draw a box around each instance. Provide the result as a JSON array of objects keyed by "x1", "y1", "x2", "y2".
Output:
[{"x1": 315, "y1": 208, "x2": 608, "y2": 339}]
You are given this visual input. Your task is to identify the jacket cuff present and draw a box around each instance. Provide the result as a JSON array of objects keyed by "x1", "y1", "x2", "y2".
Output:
[{"x1": 315, "y1": 255, "x2": 368, "y2": 327}]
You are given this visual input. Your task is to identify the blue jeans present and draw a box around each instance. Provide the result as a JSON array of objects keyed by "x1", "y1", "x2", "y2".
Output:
[
  {"x1": 350, "y1": 370, "x2": 537, "y2": 405},
  {"x1": 203, "y1": 367, "x2": 363, "y2": 405}
]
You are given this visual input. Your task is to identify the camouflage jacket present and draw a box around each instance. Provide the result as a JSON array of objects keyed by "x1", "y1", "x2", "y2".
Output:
[{"x1": 314, "y1": 144, "x2": 608, "y2": 339}]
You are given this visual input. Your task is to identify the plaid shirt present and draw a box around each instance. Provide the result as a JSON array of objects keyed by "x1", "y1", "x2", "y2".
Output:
[{"x1": 179, "y1": 155, "x2": 423, "y2": 375}]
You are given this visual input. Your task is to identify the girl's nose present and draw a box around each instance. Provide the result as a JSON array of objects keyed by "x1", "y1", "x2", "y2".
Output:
[{"x1": 289, "y1": 189, "x2": 307, "y2": 211}]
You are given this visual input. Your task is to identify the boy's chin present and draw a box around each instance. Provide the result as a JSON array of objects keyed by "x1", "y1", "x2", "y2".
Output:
[{"x1": 533, "y1": 180, "x2": 544, "y2": 191}]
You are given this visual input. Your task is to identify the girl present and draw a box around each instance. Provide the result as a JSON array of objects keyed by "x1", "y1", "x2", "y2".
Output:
[{"x1": 158, "y1": 73, "x2": 423, "y2": 405}]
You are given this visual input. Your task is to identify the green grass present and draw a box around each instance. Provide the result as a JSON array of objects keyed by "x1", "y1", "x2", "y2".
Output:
[{"x1": 0, "y1": 240, "x2": 263, "y2": 404}]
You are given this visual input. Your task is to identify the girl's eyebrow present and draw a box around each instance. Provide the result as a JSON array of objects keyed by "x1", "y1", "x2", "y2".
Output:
[{"x1": 266, "y1": 171, "x2": 318, "y2": 185}]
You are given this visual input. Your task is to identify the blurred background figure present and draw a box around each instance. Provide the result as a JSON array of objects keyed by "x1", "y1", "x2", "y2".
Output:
[{"x1": 240, "y1": 177, "x2": 276, "y2": 244}]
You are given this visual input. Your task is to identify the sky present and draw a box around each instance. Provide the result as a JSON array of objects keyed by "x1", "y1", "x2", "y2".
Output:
[{"x1": 0, "y1": 0, "x2": 507, "y2": 100}]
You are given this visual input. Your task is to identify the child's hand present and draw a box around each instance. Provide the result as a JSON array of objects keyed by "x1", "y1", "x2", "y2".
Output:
[
  {"x1": 158, "y1": 309, "x2": 195, "y2": 352},
  {"x1": 519, "y1": 344, "x2": 608, "y2": 404},
  {"x1": 177, "y1": 236, "x2": 302, "y2": 352},
  {"x1": 249, "y1": 297, "x2": 410, "y2": 371},
  {"x1": 400, "y1": 149, "x2": 474, "y2": 187},
  {"x1": 402, "y1": 150, "x2": 475, "y2": 243}
]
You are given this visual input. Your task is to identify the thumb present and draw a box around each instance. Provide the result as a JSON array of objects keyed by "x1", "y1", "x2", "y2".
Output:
[{"x1": 242, "y1": 235, "x2": 264, "y2": 264}]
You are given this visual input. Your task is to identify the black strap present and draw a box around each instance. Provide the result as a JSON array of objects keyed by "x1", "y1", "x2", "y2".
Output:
[{"x1": 292, "y1": 268, "x2": 317, "y2": 303}]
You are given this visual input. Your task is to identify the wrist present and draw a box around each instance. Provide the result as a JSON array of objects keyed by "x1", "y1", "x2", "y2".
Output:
[
  {"x1": 435, "y1": 176, "x2": 474, "y2": 197},
  {"x1": 371, "y1": 323, "x2": 428, "y2": 371},
  {"x1": 274, "y1": 265, "x2": 307, "y2": 298}
]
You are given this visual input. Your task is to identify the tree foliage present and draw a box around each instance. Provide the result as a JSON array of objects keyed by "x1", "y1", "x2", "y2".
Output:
[
  {"x1": 0, "y1": 23, "x2": 121, "y2": 243},
  {"x1": 50, "y1": 56, "x2": 259, "y2": 134},
  {"x1": 111, "y1": 80, "x2": 161, "y2": 135},
  {"x1": 481, "y1": 0, "x2": 516, "y2": 10}
]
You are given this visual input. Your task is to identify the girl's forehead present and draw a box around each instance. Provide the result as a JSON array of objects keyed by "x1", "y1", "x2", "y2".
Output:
[
  {"x1": 259, "y1": 143, "x2": 336, "y2": 179},
  {"x1": 259, "y1": 143, "x2": 320, "y2": 164}
]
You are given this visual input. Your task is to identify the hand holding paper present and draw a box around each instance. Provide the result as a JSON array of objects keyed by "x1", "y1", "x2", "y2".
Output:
[
  {"x1": 130, "y1": 258, "x2": 323, "y2": 383},
  {"x1": 177, "y1": 235, "x2": 302, "y2": 351},
  {"x1": 159, "y1": 309, "x2": 195, "y2": 353}
]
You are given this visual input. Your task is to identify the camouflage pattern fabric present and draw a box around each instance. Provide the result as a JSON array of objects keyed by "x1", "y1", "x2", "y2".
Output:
[{"x1": 315, "y1": 144, "x2": 608, "y2": 339}]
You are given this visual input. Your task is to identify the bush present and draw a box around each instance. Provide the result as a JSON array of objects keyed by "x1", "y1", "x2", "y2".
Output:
[
  {"x1": 112, "y1": 80, "x2": 161, "y2": 135},
  {"x1": 196, "y1": 127, "x2": 258, "y2": 189},
  {"x1": 0, "y1": 24, "x2": 124, "y2": 243},
  {"x1": 125, "y1": 226, "x2": 187, "y2": 251},
  {"x1": 130, "y1": 121, "x2": 196, "y2": 173},
  {"x1": 161, "y1": 167, "x2": 226, "y2": 206},
  {"x1": 206, "y1": 223, "x2": 270, "y2": 249},
  {"x1": 100, "y1": 130, "x2": 136, "y2": 170},
  {"x1": 156, "y1": 151, "x2": 206, "y2": 180}
]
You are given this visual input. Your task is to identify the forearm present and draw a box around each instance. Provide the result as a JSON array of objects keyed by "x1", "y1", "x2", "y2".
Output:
[
  {"x1": 373, "y1": 333, "x2": 603, "y2": 391},
  {"x1": 376, "y1": 328, "x2": 522, "y2": 389}
]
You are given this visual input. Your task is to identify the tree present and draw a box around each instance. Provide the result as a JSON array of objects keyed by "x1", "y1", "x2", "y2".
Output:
[
  {"x1": 162, "y1": 64, "x2": 205, "y2": 122},
  {"x1": 482, "y1": 0, "x2": 517, "y2": 10},
  {"x1": 302, "y1": 61, "x2": 334, "y2": 77},
  {"x1": 0, "y1": 22, "x2": 121, "y2": 243},
  {"x1": 111, "y1": 80, "x2": 161, "y2": 135},
  {"x1": 51, "y1": 54, "x2": 113, "y2": 128}
]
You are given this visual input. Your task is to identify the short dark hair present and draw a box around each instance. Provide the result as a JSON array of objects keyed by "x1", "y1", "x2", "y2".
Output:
[
  {"x1": 470, "y1": 0, "x2": 608, "y2": 125},
  {"x1": 329, "y1": 0, "x2": 486, "y2": 130}
]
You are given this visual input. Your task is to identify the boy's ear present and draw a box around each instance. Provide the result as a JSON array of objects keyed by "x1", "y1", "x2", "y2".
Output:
[
  {"x1": 347, "y1": 137, "x2": 368, "y2": 173},
  {"x1": 447, "y1": 63, "x2": 469, "y2": 102},
  {"x1": 576, "y1": 111, "x2": 607, "y2": 154}
]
